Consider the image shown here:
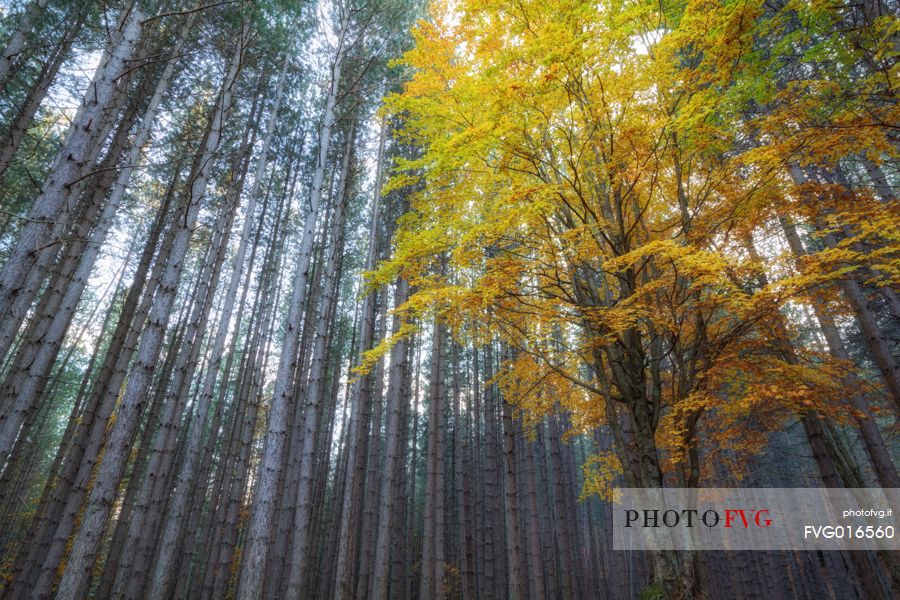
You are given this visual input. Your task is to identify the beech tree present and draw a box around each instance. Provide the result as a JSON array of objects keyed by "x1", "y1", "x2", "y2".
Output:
[{"x1": 0, "y1": 0, "x2": 895, "y2": 599}]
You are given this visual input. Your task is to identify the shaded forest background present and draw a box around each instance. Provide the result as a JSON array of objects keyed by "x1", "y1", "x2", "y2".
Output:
[{"x1": 0, "y1": 0, "x2": 896, "y2": 598}]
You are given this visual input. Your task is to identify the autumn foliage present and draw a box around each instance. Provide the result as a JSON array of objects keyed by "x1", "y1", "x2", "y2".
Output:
[{"x1": 378, "y1": 0, "x2": 898, "y2": 492}]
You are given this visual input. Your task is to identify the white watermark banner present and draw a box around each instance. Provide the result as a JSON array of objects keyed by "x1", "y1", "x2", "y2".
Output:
[{"x1": 613, "y1": 488, "x2": 900, "y2": 551}]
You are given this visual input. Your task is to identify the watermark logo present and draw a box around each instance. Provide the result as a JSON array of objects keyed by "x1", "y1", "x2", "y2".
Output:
[{"x1": 612, "y1": 488, "x2": 899, "y2": 551}]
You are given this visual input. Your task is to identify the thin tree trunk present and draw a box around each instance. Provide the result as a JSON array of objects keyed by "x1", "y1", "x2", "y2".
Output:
[
  {"x1": 405, "y1": 337, "x2": 422, "y2": 600},
  {"x1": 207, "y1": 216, "x2": 284, "y2": 599},
  {"x1": 116, "y1": 180, "x2": 241, "y2": 599}
]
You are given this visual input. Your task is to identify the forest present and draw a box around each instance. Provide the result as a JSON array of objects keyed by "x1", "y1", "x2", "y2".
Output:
[{"x1": 0, "y1": 0, "x2": 896, "y2": 598}]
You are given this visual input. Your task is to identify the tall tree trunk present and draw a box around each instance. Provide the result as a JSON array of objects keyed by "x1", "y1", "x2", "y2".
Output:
[
  {"x1": 0, "y1": 11, "x2": 82, "y2": 182},
  {"x1": 0, "y1": 12, "x2": 188, "y2": 481},
  {"x1": 52, "y1": 26, "x2": 245, "y2": 597},
  {"x1": 370, "y1": 275, "x2": 410, "y2": 600},
  {"x1": 405, "y1": 338, "x2": 422, "y2": 600},
  {"x1": 523, "y1": 430, "x2": 547, "y2": 600},
  {"x1": 420, "y1": 317, "x2": 447, "y2": 599},
  {"x1": 206, "y1": 209, "x2": 284, "y2": 599},
  {"x1": 116, "y1": 179, "x2": 242, "y2": 599},
  {"x1": 331, "y1": 73, "x2": 383, "y2": 600},
  {"x1": 284, "y1": 123, "x2": 354, "y2": 600},
  {"x1": 548, "y1": 415, "x2": 578, "y2": 600},
  {"x1": 785, "y1": 164, "x2": 900, "y2": 408},
  {"x1": 0, "y1": 4, "x2": 143, "y2": 367},
  {"x1": 149, "y1": 49, "x2": 290, "y2": 599},
  {"x1": 500, "y1": 351, "x2": 525, "y2": 600},
  {"x1": 236, "y1": 14, "x2": 349, "y2": 596},
  {"x1": 746, "y1": 233, "x2": 899, "y2": 488},
  {"x1": 0, "y1": 0, "x2": 50, "y2": 88},
  {"x1": 14, "y1": 153, "x2": 181, "y2": 600}
]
